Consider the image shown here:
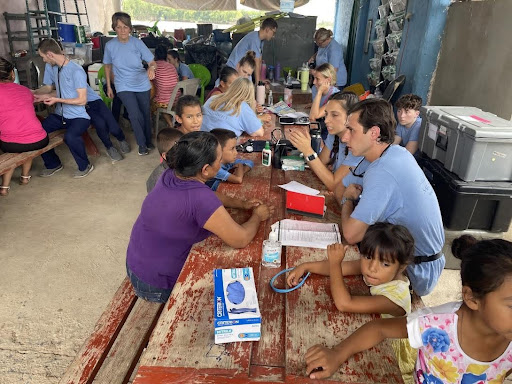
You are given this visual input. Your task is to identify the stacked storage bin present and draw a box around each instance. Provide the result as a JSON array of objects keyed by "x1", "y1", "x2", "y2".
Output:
[
  {"x1": 418, "y1": 106, "x2": 512, "y2": 234},
  {"x1": 368, "y1": 0, "x2": 406, "y2": 87}
]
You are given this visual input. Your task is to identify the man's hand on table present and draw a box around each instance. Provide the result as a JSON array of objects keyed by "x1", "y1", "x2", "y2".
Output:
[
  {"x1": 343, "y1": 184, "x2": 363, "y2": 202},
  {"x1": 305, "y1": 344, "x2": 348, "y2": 379}
]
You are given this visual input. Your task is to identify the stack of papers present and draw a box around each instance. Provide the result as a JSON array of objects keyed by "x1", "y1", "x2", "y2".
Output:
[{"x1": 270, "y1": 219, "x2": 341, "y2": 249}]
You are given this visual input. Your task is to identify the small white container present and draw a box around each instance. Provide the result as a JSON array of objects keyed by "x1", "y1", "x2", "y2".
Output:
[{"x1": 262, "y1": 231, "x2": 282, "y2": 267}]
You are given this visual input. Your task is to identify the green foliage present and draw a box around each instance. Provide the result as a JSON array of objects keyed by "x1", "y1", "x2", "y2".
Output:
[{"x1": 122, "y1": 0, "x2": 263, "y2": 24}]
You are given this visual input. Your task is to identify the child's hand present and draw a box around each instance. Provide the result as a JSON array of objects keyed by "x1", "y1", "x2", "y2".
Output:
[
  {"x1": 305, "y1": 344, "x2": 346, "y2": 379},
  {"x1": 327, "y1": 243, "x2": 347, "y2": 265},
  {"x1": 287, "y1": 264, "x2": 308, "y2": 287}
]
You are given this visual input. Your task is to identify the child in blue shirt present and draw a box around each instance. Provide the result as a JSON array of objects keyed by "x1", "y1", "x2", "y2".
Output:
[
  {"x1": 394, "y1": 94, "x2": 422, "y2": 159},
  {"x1": 207, "y1": 128, "x2": 253, "y2": 191}
]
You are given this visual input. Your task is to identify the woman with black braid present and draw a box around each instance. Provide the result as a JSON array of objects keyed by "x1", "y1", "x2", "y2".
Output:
[{"x1": 288, "y1": 92, "x2": 361, "y2": 192}]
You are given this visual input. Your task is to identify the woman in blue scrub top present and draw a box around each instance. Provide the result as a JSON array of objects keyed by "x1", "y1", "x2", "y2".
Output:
[
  {"x1": 310, "y1": 63, "x2": 339, "y2": 121},
  {"x1": 309, "y1": 28, "x2": 348, "y2": 89},
  {"x1": 103, "y1": 12, "x2": 156, "y2": 155},
  {"x1": 288, "y1": 92, "x2": 362, "y2": 192},
  {"x1": 201, "y1": 77, "x2": 264, "y2": 137}
]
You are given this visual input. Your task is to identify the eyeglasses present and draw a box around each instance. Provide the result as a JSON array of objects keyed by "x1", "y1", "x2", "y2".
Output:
[{"x1": 349, "y1": 158, "x2": 365, "y2": 178}]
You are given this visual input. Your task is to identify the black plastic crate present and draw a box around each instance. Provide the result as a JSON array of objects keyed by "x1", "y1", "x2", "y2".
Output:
[{"x1": 420, "y1": 156, "x2": 512, "y2": 232}]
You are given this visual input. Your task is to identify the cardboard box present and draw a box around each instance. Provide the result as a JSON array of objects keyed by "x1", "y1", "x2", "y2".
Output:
[
  {"x1": 285, "y1": 190, "x2": 325, "y2": 218},
  {"x1": 213, "y1": 268, "x2": 261, "y2": 344}
]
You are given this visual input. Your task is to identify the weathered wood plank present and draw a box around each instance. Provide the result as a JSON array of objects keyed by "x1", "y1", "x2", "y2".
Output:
[
  {"x1": 92, "y1": 300, "x2": 163, "y2": 384},
  {"x1": 58, "y1": 277, "x2": 137, "y2": 384},
  {"x1": 0, "y1": 130, "x2": 65, "y2": 174},
  {"x1": 138, "y1": 152, "x2": 272, "y2": 375}
]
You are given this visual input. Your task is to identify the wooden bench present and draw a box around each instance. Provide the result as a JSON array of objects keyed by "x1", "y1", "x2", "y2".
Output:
[
  {"x1": 0, "y1": 129, "x2": 100, "y2": 178},
  {"x1": 58, "y1": 277, "x2": 164, "y2": 384},
  {"x1": 0, "y1": 130, "x2": 65, "y2": 176}
]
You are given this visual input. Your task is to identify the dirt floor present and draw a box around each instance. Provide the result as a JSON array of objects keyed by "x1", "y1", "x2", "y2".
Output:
[{"x1": 0, "y1": 126, "x2": 510, "y2": 383}]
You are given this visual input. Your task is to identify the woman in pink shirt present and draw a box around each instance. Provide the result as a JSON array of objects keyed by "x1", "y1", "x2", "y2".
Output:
[
  {"x1": 0, "y1": 57, "x2": 48, "y2": 196},
  {"x1": 151, "y1": 45, "x2": 180, "y2": 128}
]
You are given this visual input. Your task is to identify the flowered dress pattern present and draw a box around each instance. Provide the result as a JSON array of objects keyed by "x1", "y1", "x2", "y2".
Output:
[{"x1": 407, "y1": 302, "x2": 512, "y2": 383}]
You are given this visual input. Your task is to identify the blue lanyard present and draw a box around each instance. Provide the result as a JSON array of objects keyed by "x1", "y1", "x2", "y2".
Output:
[{"x1": 269, "y1": 268, "x2": 311, "y2": 293}]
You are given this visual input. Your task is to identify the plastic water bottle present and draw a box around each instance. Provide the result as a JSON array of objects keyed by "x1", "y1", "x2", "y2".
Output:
[
  {"x1": 262, "y1": 141, "x2": 271, "y2": 167},
  {"x1": 256, "y1": 81, "x2": 266, "y2": 105},
  {"x1": 262, "y1": 231, "x2": 282, "y2": 267},
  {"x1": 267, "y1": 90, "x2": 273, "y2": 106},
  {"x1": 286, "y1": 70, "x2": 292, "y2": 86},
  {"x1": 275, "y1": 62, "x2": 281, "y2": 81},
  {"x1": 260, "y1": 60, "x2": 267, "y2": 81}
]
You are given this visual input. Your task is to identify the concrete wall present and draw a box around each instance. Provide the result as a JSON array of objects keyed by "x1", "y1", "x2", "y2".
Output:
[
  {"x1": 1, "y1": 0, "x2": 120, "y2": 57},
  {"x1": 429, "y1": 0, "x2": 512, "y2": 120}
]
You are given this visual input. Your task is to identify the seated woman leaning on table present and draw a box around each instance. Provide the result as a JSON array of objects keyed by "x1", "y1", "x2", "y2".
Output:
[
  {"x1": 288, "y1": 92, "x2": 363, "y2": 192},
  {"x1": 201, "y1": 77, "x2": 267, "y2": 137},
  {"x1": 126, "y1": 131, "x2": 273, "y2": 303}
]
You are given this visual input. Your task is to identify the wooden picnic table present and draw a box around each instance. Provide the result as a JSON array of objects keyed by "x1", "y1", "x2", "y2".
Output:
[{"x1": 131, "y1": 119, "x2": 412, "y2": 383}]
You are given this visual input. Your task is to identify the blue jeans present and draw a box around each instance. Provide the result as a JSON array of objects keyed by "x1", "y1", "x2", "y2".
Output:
[
  {"x1": 126, "y1": 263, "x2": 171, "y2": 303},
  {"x1": 117, "y1": 90, "x2": 152, "y2": 149},
  {"x1": 41, "y1": 114, "x2": 91, "y2": 171},
  {"x1": 87, "y1": 99, "x2": 125, "y2": 149}
]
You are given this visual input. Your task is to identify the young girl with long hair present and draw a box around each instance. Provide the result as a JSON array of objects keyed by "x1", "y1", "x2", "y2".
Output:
[
  {"x1": 201, "y1": 77, "x2": 264, "y2": 137},
  {"x1": 288, "y1": 92, "x2": 363, "y2": 191},
  {"x1": 305, "y1": 235, "x2": 512, "y2": 383}
]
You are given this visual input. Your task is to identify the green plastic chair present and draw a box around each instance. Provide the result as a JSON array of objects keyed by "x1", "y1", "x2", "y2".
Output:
[
  {"x1": 188, "y1": 64, "x2": 211, "y2": 104},
  {"x1": 97, "y1": 65, "x2": 113, "y2": 109}
]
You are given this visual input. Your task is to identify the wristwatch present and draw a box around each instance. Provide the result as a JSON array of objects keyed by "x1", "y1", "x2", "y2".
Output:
[
  {"x1": 305, "y1": 152, "x2": 318, "y2": 162},
  {"x1": 341, "y1": 196, "x2": 357, "y2": 205}
]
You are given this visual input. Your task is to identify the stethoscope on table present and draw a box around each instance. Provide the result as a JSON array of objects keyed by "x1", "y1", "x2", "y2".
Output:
[{"x1": 269, "y1": 268, "x2": 311, "y2": 293}]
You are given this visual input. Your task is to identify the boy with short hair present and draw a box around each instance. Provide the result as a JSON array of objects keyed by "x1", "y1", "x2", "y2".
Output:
[
  {"x1": 175, "y1": 95, "x2": 203, "y2": 134},
  {"x1": 207, "y1": 128, "x2": 253, "y2": 191},
  {"x1": 146, "y1": 128, "x2": 183, "y2": 193},
  {"x1": 393, "y1": 94, "x2": 422, "y2": 158}
]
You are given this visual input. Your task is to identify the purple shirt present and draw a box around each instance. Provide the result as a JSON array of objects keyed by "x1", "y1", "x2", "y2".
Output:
[{"x1": 127, "y1": 169, "x2": 222, "y2": 289}]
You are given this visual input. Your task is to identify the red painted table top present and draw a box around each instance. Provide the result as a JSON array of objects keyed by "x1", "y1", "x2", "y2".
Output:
[{"x1": 133, "y1": 126, "x2": 405, "y2": 384}]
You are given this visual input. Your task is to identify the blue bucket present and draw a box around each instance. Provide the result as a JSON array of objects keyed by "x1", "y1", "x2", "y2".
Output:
[{"x1": 58, "y1": 22, "x2": 76, "y2": 43}]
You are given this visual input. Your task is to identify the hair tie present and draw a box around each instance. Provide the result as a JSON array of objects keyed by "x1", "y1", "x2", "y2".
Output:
[{"x1": 270, "y1": 268, "x2": 310, "y2": 293}]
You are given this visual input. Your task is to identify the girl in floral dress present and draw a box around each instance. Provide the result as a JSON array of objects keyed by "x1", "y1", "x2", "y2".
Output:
[{"x1": 303, "y1": 235, "x2": 512, "y2": 383}]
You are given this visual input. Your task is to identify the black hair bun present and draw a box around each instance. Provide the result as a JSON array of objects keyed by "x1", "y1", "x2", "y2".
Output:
[{"x1": 451, "y1": 235, "x2": 478, "y2": 260}]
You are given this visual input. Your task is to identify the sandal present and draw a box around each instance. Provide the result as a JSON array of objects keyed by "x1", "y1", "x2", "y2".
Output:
[
  {"x1": 20, "y1": 175, "x2": 32, "y2": 185},
  {"x1": 0, "y1": 186, "x2": 10, "y2": 196}
]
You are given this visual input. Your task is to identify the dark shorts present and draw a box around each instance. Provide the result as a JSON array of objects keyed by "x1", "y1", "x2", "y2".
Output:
[
  {"x1": 126, "y1": 262, "x2": 171, "y2": 303},
  {"x1": 0, "y1": 135, "x2": 49, "y2": 153}
]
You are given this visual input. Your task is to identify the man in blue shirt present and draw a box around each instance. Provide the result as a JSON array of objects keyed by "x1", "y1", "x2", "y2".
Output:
[
  {"x1": 34, "y1": 38, "x2": 94, "y2": 178},
  {"x1": 394, "y1": 94, "x2": 422, "y2": 158},
  {"x1": 41, "y1": 62, "x2": 130, "y2": 162},
  {"x1": 340, "y1": 99, "x2": 445, "y2": 296},
  {"x1": 226, "y1": 18, "x2": 278, "y2": 84}
]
